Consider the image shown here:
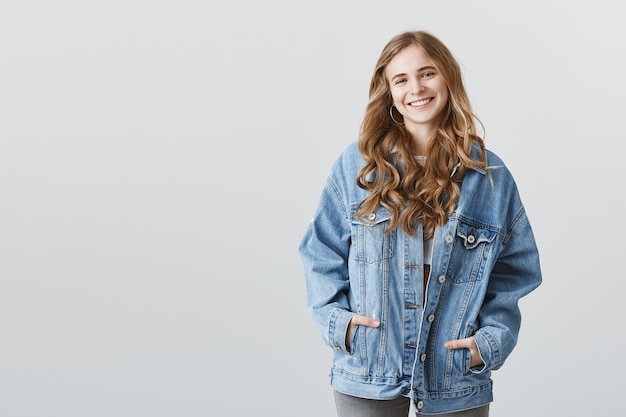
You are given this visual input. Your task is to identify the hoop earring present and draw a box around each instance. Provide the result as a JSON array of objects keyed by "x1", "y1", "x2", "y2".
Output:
[{"x1": 389, "y1": 106, "x2": 404, "y2": 125}]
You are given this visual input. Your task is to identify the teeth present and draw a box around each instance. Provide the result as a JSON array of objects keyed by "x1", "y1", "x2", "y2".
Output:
[{"x1": 410, "y1": 98, "x2": 431, "y2": 107}]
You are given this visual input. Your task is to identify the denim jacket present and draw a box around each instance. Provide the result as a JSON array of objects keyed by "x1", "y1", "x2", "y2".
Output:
[{"x1": 299, "y1": 142, "x2": 542, "y2": 414}]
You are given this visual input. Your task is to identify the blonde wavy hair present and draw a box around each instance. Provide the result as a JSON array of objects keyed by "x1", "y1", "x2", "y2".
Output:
[{"x1": 356, "y1": 30, "x2": 489, "y2": 238}]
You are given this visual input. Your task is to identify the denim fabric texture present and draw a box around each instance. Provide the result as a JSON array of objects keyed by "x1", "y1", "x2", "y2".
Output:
[{"x1": 299, "y1": 141, "x2": 542, "y2": 414}]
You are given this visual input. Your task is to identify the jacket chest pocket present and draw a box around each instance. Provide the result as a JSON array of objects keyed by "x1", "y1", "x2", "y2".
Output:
[
  {"x1": 446, "y1": 222, "x2": 496, "y2": 283},
  {"x1": 350, "y1": 206, "x2": 395, "y2": 264}
]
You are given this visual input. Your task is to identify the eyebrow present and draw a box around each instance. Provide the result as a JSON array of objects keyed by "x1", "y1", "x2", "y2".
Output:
[{"x1": 390, "y1": 65, "x2": 437, "y2": 80}]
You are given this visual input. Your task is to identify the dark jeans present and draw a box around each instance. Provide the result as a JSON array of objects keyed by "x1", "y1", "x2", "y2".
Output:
[{"x1": 333, "y1": 390, "x2": 489, "y2": 417}]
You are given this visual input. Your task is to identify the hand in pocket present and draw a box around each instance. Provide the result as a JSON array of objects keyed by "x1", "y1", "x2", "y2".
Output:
[{"x1": 345, "y1": 315, "x2": 380, "y2": 351}]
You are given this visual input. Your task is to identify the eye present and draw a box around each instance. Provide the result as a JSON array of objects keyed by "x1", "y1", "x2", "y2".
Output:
[
  {"x1": 394, "y1": 79, "x2": 406, "y2": 85},
  {"x1": 421, "y1": 71, "x2": 436, "y2": 79}
]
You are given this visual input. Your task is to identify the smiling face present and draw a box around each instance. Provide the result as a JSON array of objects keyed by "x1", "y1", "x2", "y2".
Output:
[{"x1": 385, "y1": 44, "x2": 449, "y2": 147}]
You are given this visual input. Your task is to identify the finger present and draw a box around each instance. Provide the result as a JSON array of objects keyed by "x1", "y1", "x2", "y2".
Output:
[
  {"x1": 350, "y1": 314, "x2": 381, "y2": 328},
  {"x1": 444, "y1": 337, "x2": 472, "y2": 350}
]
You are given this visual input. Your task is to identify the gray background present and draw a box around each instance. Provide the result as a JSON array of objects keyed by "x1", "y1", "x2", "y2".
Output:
[{"x1": 1, "y1": 1, "x2": 623, "y2": 416}]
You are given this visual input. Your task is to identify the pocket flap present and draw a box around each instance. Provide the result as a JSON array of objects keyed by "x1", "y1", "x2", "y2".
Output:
[{"x1": 456, "y1": 223, "x2": 496, "y2": 249}]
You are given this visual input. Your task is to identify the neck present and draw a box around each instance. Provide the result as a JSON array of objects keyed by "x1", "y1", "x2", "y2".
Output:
[
  {"x1": 410, "y1": 133, "x2": 432, "y2": 156},
  {"x1": 407, "y1": 125, "x2": 435, "y2": 156}
]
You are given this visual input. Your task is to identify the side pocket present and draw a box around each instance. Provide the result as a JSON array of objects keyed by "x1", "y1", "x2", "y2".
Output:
[
  {"x1": 347, "y1": 325, "x2": 359, "y2": 355},
  {"x1": 462, "y1": 324, "x2": 477, "y2": 376}
]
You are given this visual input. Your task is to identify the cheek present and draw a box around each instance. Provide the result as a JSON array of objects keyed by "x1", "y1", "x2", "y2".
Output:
[
  {"x1": 437, "y1": 83, "x2": 449, "y2": 102},
  {"x1": 441, "y1": 89, "x2": 449, "y2": 103},
  {"x1": 390, "y1": 91, "x2": 403, "y2": 107}
]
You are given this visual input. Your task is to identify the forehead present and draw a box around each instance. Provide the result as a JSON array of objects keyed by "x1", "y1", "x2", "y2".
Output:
[{"x1": 385, "y1": 44, "x2": 433, "y2": 77}]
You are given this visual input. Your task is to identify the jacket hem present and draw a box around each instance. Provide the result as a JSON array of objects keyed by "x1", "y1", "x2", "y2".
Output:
[
  {"x1": 329, "y1": 367, "x2": 409, "y2": 400},
  {"x1": 412, "y1": 380, "x2": 493, "y2": 414},
  {"x1": 329, "y1": 367, "x2": 493, "y2": 414}
]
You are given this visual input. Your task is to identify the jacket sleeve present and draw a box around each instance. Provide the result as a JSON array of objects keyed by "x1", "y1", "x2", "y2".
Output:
[
  {"x1": 298, "y1": 174, "x2": 355, "y2": 352},
  {"x1": 472, "y1": 205, "x2": 542, "y2": 372}
]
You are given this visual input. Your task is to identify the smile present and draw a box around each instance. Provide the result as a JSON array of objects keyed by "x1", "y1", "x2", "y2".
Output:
[{"x1": 408, "y1": 98, "x2": 432, "y2": 107}]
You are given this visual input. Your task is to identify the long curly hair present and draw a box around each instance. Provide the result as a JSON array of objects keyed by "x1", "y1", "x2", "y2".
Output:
[{"x1": 356, "y1": 30, "x2": 489, "y2": 238}]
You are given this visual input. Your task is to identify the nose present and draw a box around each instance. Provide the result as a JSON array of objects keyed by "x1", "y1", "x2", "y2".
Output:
[{"x1": 410, "y1": 78, "x2": 425, "y2": 93}]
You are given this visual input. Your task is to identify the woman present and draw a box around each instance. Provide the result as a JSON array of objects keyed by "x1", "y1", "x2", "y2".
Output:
[{"x1": 299, "y1": 30, "x2": 542, "y2": 417}]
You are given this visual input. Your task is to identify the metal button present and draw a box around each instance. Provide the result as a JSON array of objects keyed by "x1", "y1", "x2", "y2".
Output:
[
  {"x1": 438, "y1": 275, "x2": 445, "y2": 283},
  {"x1": 445, "y1": 235, "x2": 453, "y2": 243},
  {"x1": 417, "y1": 400, "x2": 424, "y2": 409},
  {"x1": 467, "y1": 234, "x2": 475, "y2": 244},
  {"x1": 368, "y1": 213, "x2": 376, "y2": 221},
  {"x1": 427, "y1": 314, "x2": 435, "y2": 322},
  {"x1": 420, "y1": 353, "x2": 426, "y2": 362}
]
